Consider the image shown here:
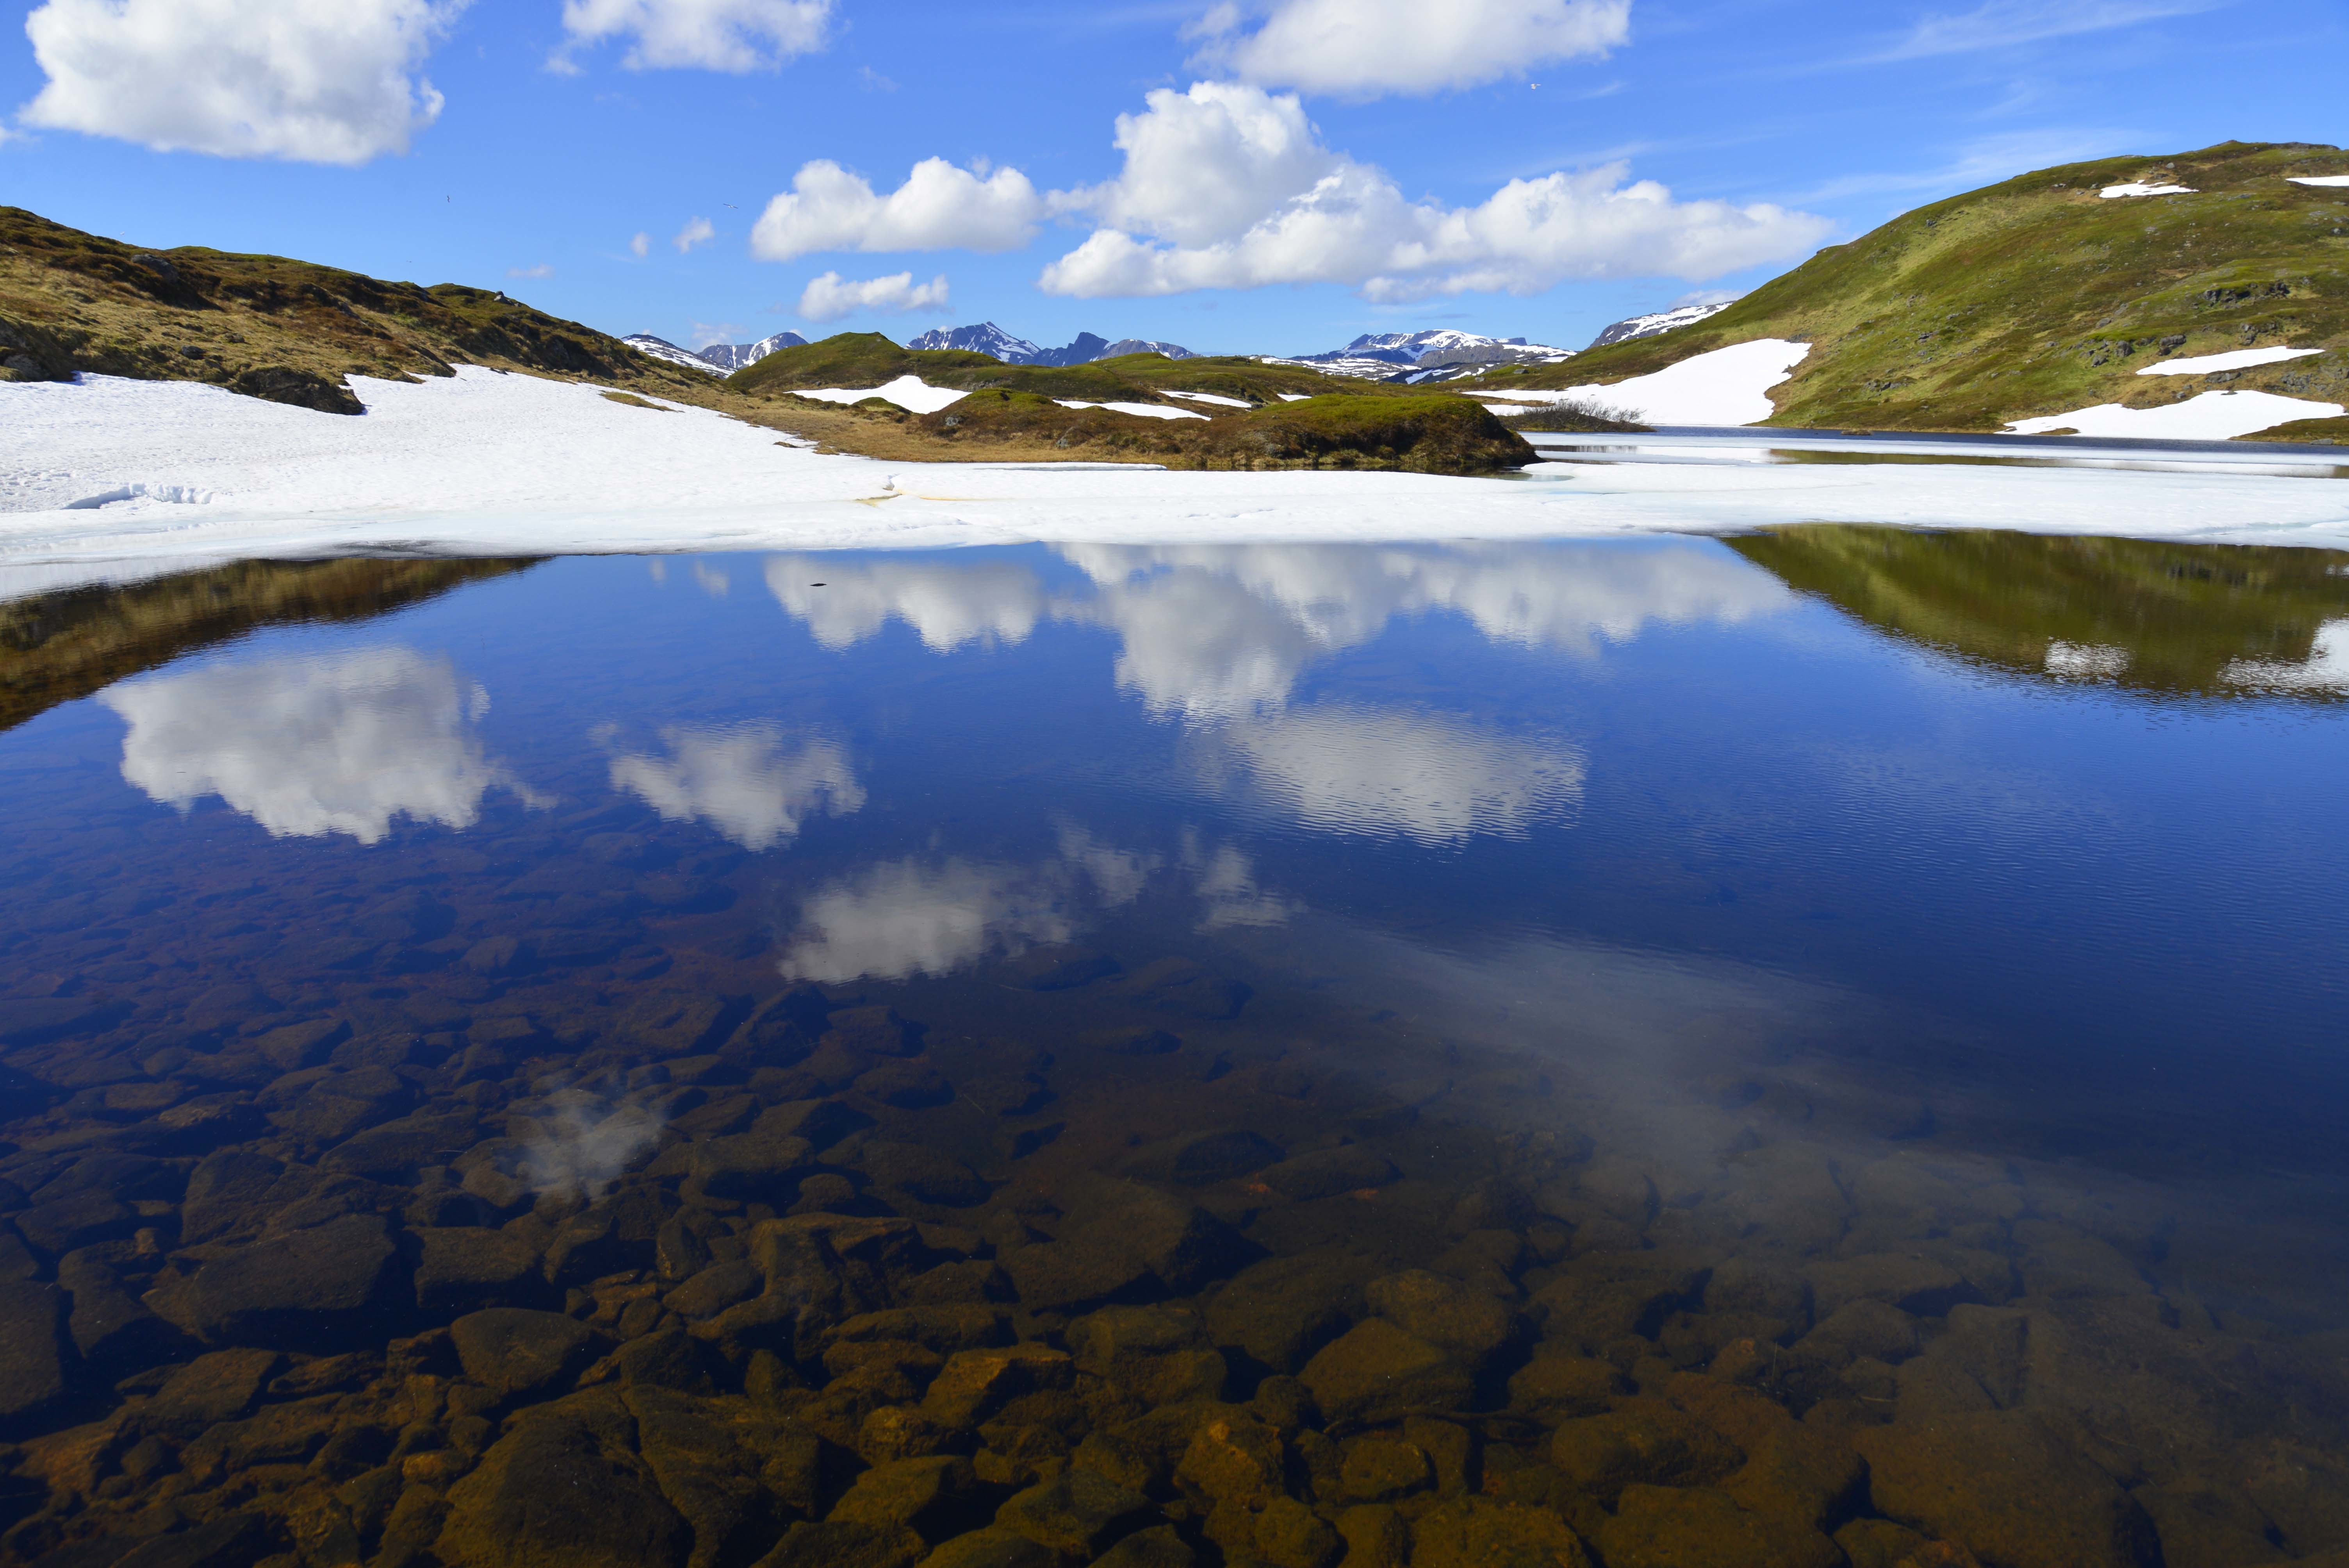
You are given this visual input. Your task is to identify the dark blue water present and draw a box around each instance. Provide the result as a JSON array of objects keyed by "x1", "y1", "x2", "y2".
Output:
[{"x1": 3, "y1": 532, "x2": 2346, "y2": 1567}]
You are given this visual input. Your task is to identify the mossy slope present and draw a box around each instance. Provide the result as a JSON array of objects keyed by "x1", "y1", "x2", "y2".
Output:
[
  {"x1": 1730, "y1": 524, "x2": 2349, "y2": 697},
  {"x1": 1497, "y1": 142, "x2": 2349, "y2": 433},
  {"x1": 0, "y1": 558, "x2": 538, "y2": 733},
  {"x1": 731, "y1": 335, "x2": 1353, "y2": 403},
  {"x1": 0, "y1": 207, "x2": 719, "y2": 412}
]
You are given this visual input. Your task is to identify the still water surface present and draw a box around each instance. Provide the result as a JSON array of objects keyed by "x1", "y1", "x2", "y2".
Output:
[{"x1": 0, "y1": 529, "x2": 2345, "y2": 1568}]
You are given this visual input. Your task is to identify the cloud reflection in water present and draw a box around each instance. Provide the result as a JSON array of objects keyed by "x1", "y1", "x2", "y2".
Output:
[
  {"x1": 607, "y1": 723, "x2": 865, "y2": 851},
  {"x1": 101, "y1": 647, "x2": 533, "y2": 844}
]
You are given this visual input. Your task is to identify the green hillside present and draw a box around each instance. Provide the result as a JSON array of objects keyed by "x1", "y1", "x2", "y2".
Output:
[
  {"x1": 731, "y1": 333, "x2": 1355, "y2": 404},
  {"x1": 1495, "y1": 141, "x2": 2349, "y2": 435},
  {"x1": 0, "y1": 207, "x2": 721, "y2": 412},
  {"x1": 1731, "y1": 524, "x2": 2349, "y2": 698}
]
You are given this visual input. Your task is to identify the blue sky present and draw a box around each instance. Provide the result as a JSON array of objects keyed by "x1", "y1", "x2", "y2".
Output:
[{"x1": 2, "y1": 0, "x2": 2340, "y2": 356}]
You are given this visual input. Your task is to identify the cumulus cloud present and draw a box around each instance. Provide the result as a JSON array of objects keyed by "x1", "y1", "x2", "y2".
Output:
[
  {"x1": 674, "y1": 216, "x2": 715, "y2": 253},
  {"x1": 630, "y1": 232, "x2": 652, "y2": 258},
  {"x1": 556, "y1": 0, "x2": 831, "y2": 72},
  {"x1": 777, "y1": 825, "x2": 1290, "y2": 982},
  {"x1": 606, "y1": 723, "x2": 864, "y2": 851},
  {"x1": 1195, "y1": 0, "x2": 1629, "y2": 97},
  {"x1": 516, "y1": 1087, "x2": 663, "y2": 1199},
  {"x1": 100, "y1": 647, "x2": 533, "y2": 843},
  {"x1": 798, "y1": 270, "x2": 950, "y2": 321},
  {"x1": 1042, "y1": 84, "x2": 1832, "y2": 300},
  {"x1": 20, "y1": 0, "x2": 459, "y2": 165},
  {"x1": 765, "y1": 555, "x2": 1051, "y2": 652},
  {"x1": 1057, "y1": 538, "x2": 1793, "y2": 716},
  {"x1": 1211, "y1": 705, "x2": 1584, "y2": 843},
  {"x1": 750, "y1": 158, "x2": 1044, "y2": 261}
]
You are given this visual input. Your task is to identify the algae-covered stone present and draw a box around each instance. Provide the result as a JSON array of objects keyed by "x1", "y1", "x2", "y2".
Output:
[
  {"x1": 994, "y1": 1466, "x2": 1153, "y2": 1557},
  {"x1": 1408, "y1": 1497, "x2": 1594, "y2": 1568},
  {"x1": 414, "y1": 1226, "x2": 543, "y2": 1312},
  {"x1": 1363, "y1": 1270, "x2": 1520, "y2": 1370},
  {"x1": 1340, "y1": 1434, "x2": 1433, "y2": 1502},
  {"x1": 1254, "y1": 1495, "x2": 1341, "y2": 1568},
  {"x1": 1299, "y1": 1320, "x2": 1472, "y2": 1427},
  {"x1": 0, "y1": 1277, "x2": 65, "y2": 1418},
  {"x1": 1175, "y1": 1411, "x2": 1285, "y2": 1506},
  {"x1": 145, "y1": 1212, "x2": 397, "y2": 1344},
  {"x1": 1335, "y1": 1505, "x2": 1410, "y2": 1568},
  {"x1": 753, "y1": 1520, "x2": 925, "y2": 1568},
  {"x1": 1596, "y1": 1484, "x2": 1843, "y2": 1568},
  {"x1": 438, "y1": 1410, "x2": 689, "y2": 1568},
  {"x1": 1203, "y1": 1248, "x2": 1369, "y2": 1372},
  {"x1": 1854, "y1": 1410, "x2": 2160, "y2": 1568},
  {"x1": 1549, "y1": 1401, "x2": 1743, "y2": 1507},
  {"x1": 451, "y1": 1307, "x2": 603, "y2": 1399},
  {"x1": 919, "y1": 1527, "x2": 1057, "y2": 1568},
  {"x1": 830, "y1": 1455, "x2": 980, "y2": 1538},
  {"x1": 921, "y1": 1345, "x2": 1073, "y2": 1431},
  {"x1": 1090, "y1": 1525, "x2": 1196, "y2": 1568},
  {"x1": 1506, "y1": 1352, "x2": 1628, "y2": 1421}
]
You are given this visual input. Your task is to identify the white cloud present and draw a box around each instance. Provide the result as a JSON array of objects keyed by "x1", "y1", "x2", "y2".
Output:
[
  {"x1": 100, "y1": 647, "x2": 531, "y2": 844},
  {"x1": 1040, "y1": 83, "x2": 1832, "y2": 300},
  {"x1": 798, "y1": 270, "x2": 950, "y2": 321},
  {"x1": 508, "y1": 263, "x2": 554, "y2": 279},
  {"x1": 765, "y1": 555, "x2": 1051, "y2": 651},
  {"x1": 607, "y1": 723, "x2": 864, "y2": 850},
  {"x1": 1211, "y1": 705, "x2": 1584, "y2": 843},
  {"x1": 630, "y1": 232, "x2": 652, "y2": 258},
  {"x1": 674, "y1": 216, "x2": 715, "y2": 253},
  {"x1": 1196, "y1": 0, "x2": 1630, "y2": 97},
  {"x1": 20, "y1": 0, "x2": 459, "y2": 166},
  {"x1": 690, "y1": 321, "x2": 741, "y2": 348},
  {"x1": 750, "y1": 158, "x2": 1044, "y2": 261},
  {"x1": 1870, "y1": 0, "x2": 2216, "y2": 60},
  {"x1": 556, "y1": 0, "x2": 831, "y2": 72},
  {"x1": 777, "y1": 824, "x2": 1285, "y2": 982}
]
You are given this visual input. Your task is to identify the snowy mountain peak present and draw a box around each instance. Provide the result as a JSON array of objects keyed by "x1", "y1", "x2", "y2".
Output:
[
  {"x1": 622, "y1": 335, "x2": 724, "y2": 374},
  {"x1": 1589, "y1": 303, "x2": 1732, "y2": 349},
  {"x1": 907, "y1": 323, "x2": 1199, "y2": 366},
  {"x1": 1292, "y1": 329, "x2": 1576, "y2": 378},
  {"x1": 696, "y1": 331, "x2": 807, "y2": 371},
  {"x1": 907, "y1": 322, "x2": 1044, "y2": 362}
]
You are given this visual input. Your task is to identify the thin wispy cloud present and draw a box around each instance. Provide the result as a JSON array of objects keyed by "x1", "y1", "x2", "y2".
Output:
[
  {"x1": 1786, "y1": 128, "x2": 2140, "y2": 205},
  {"x1": 1864, "y1": 0, "x2": 2224, "y2": 62}
]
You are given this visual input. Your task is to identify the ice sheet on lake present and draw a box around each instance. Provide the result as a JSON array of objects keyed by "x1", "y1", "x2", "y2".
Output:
[{"x1": 6, "y1": 367, "x2": 2349, "y2": 595}]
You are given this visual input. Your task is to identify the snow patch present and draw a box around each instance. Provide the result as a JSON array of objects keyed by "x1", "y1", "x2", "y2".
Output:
[
  {"x1": 2005, "y1": 389, "x2": 2344, "y2": 440},
  {"x1": 1535, "y1": 340, "x2": 1811, "y2": 426},
  {"x1": 2287, "y1": 176, "x2": 2349, "y2": 188},
  {"x1": 2137, "y1": 346, "x2": 2323, "y2": 376},
  {"x1": 1166, "y1": 390, "x2": 1252, "y2": 409},
  {"x1": 791, "y1": 376, "x2": 969, "y2": 415},
  {"x1": 2100, "y1": 183, "x2": 2196, "y2": 198},
  {"x1": 1054, "y1": 400, "x2": 1208, "y2": 421}
]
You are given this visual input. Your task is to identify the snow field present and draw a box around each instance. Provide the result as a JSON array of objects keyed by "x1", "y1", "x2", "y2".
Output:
[
  {"x1": 1052, "y1": 400, "x2": 1207, "y2": 421},
  {"x1": 2004, "y1": 388, "x2": 2344, "y2": 440},
  {"x1": 1475, "y1": 340, "x2": 1812, "y2": 427},
  {"x1": 2101, "y1": 183, "x2": 2197, "y2": 198},
  {"x1": 2136, "y1": 346, "x2": 2324, "y2": 376},
  {"x1": 4, "y1": 367, "x2": 2347, "y2": 597}
]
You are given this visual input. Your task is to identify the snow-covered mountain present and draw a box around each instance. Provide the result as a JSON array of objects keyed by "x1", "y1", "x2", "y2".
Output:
[
  {"x1": 1096, "y1": 337, "x2": 1196, "y2": 362},
  {"x1": 1293, "y1": 330, "x2": 1576, "y2": 378},
  {"x1": 622, "y1": 335, "x2": 724, "y2": 374},
  {"x1": 906, "y1": 323, "x2": 1044, "y2": 361},
  {"x1": 696, "y1": 331, "x2": 807, "y2": 371},
  {"x1": 906, "y1": 322, "x2": 1198, "y2": 366},
  {"x1": 1589, "y1": 303, "x2": 1732, "y2": 349}
]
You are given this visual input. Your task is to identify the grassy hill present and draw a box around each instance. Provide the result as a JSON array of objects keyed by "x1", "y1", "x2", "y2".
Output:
[
  {"x1": 731, "y1": 332, "x2": 1357, "y2": 404},
  {"x1": 0, "y1": 207, "x2": 724, "y2": 412},
  {"x1": 0, "y1": 208, "x2": 1527, "y2": 473},
  {"x1": 1492, "y1": 141, "x2": 2349, "y2": 436},
  {"x1": 1730, "y1": 524, "x2": 2349, "y2": 698},
  {"x1": 0, "y1": 558, "x2": 536, "y2": 734}
]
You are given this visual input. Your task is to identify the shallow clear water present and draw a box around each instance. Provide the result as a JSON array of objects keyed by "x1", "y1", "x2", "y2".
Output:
[{"x1": 2, "y1": 529, "x2": 2347, "y2": 1568}]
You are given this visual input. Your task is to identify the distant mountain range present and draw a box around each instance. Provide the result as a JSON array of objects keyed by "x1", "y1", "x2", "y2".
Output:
[
  {"x1": 1589, "y1": 303, "x2": 1732, "y2": 348},
  {"x1": 621, "y1": 331, "x2": 807, "y2": 374},
  {"x1": 905, "y1": 323, "x2": 1199, "y2": 366}
]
